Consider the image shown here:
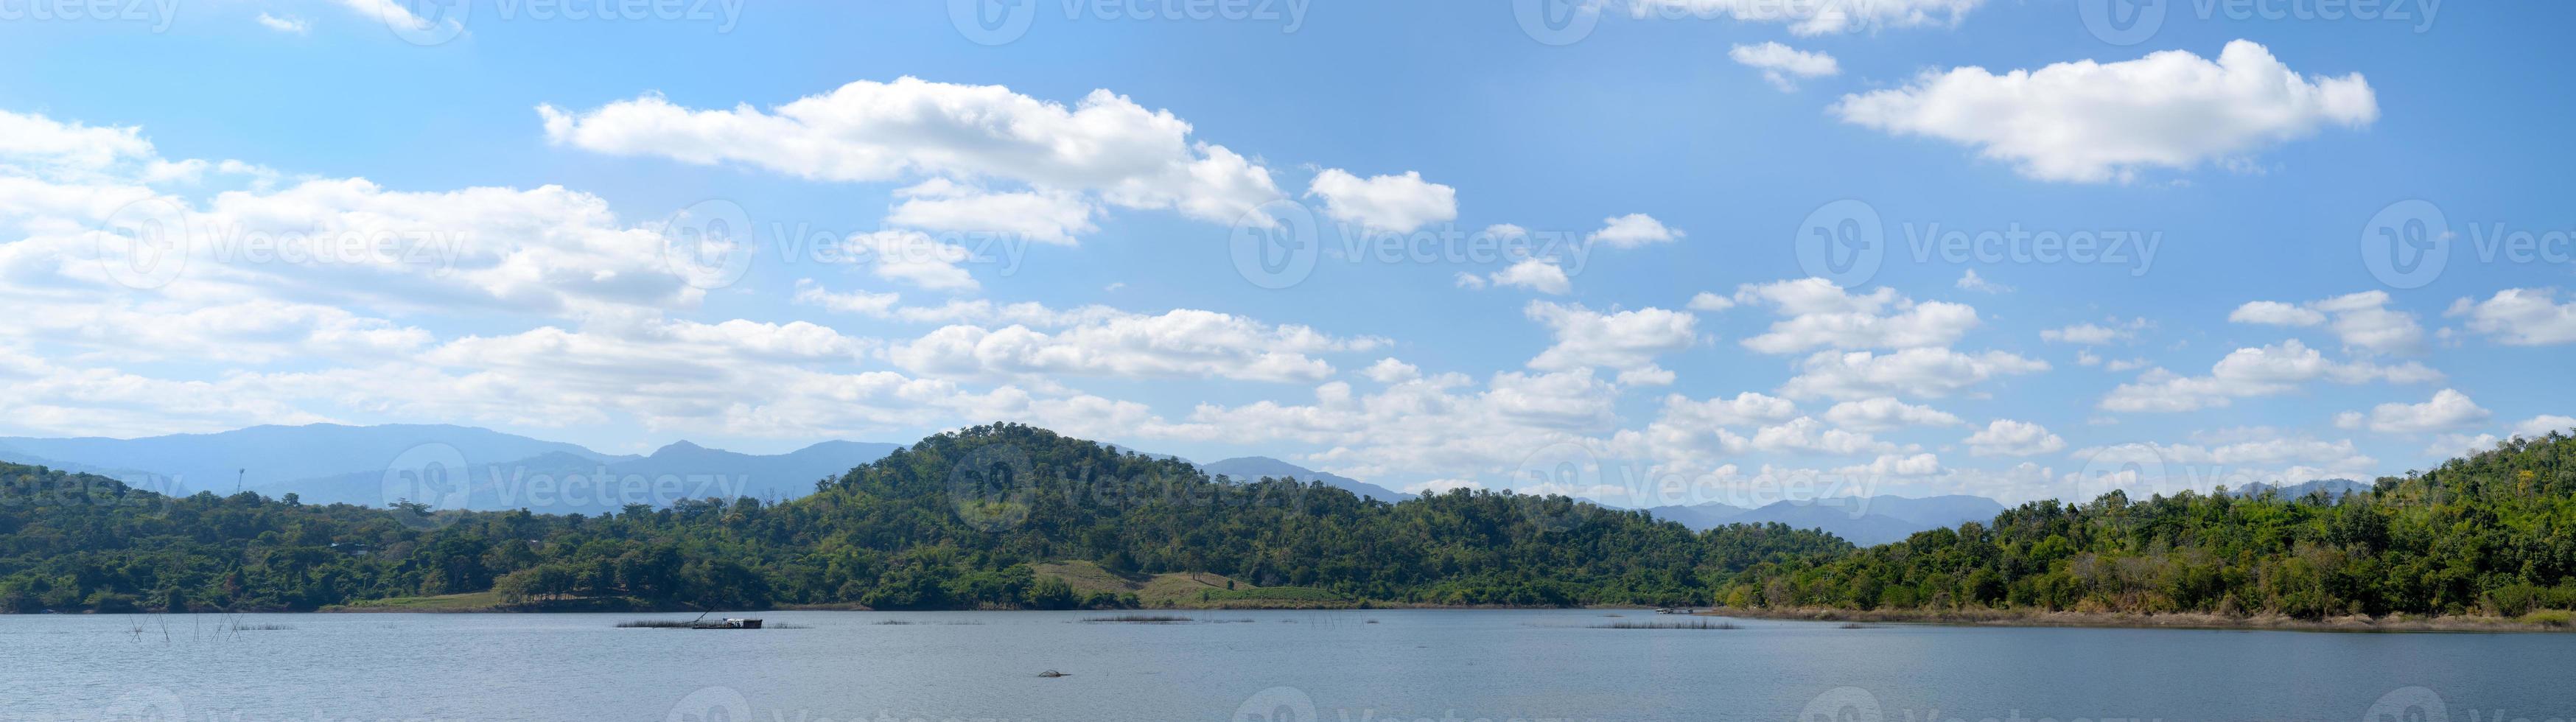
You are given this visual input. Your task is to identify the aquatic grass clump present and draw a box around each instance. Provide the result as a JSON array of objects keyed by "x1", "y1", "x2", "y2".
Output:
[
  {"x1": 1592, "y1": 619, "x2": 1738, "y2": 630},
  {"x1": 615, "y1": 620, "x2": 695, "y2": 628},
  {"x1": 228, "y1": 623, "x2": 292, "y2": 631},
  {"x1": 1081, "y1": 614, "x2": 1197, "y2": 623},
  {"x1": 2521, "y1": 610, "x2": 2573, "y2": 628}
]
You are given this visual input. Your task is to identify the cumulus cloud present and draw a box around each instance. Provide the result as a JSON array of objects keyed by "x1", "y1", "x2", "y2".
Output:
[
  {"x1": 2448, "y1": 288, "x2": 2576, "y2": 346},
  {"x1": 883, "y1": 178, "x2": 1096, "y2": 244},
  {"x1": 1779, "y1": 348, "x2": 2049, "y2": 400},
  {"x1": 886, "y1": 309, "x2": 1380, "y2": 384},
  {"x1": 2042, "y1": 319, "x2": 2146, "y2": 346},
  {"x1": 2343, "y1": 389, "x2": 2491, "y2": 435},
  {"x1": 1524, "y1": 301, "x2": 1698, "y2": 385},
  {"x1": 1733, "y1": 278, "x2": 1980, "y2": 354},
  {"x1": 1833, "y1": 41, "x2": 2377, "y2": 183},
  {"x1": 1729, "y1": 42, "x2": 1839, "y2": 91},
  {"x1": 1586, "y1": 213, "x2": 1683, "y2": 248},
  {"x1": 1965, "y1": 419, "x2": 2067, "y2": 456},
  {"x1": 536, "y1": 77, "x2": 1282, "y2": 224},
  {"x1": 1486, "y1": 258, "x2": 1573, "y2": 295},
  {"x1": 1306, "y1": 169, "x2": 1457, "y2": 233},
  {"x1": 1955, "y1": 269, "x2": 2009, "y2": 294},
  {"x1": 2100, "y1": 339, "x2": 2440, "y2": 413},
  {"x1": 1824, "y1": 397, "x2": 1962, "y2": 432}
]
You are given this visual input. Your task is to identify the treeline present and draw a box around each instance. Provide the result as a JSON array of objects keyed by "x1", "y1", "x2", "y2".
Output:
[
  {"x1": 0, "y1": 423, "x2": 1848, "y2": 613},
  {"x1": 1713, "y1": 432, "x2": 2576, "y2": 620}
]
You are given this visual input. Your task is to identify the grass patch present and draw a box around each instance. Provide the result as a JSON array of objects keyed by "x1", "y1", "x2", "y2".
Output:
[
  {"x1": 1593, "y1": 619, "x2": 1739, "y2": 630},
  {"x1": 2521, "y1": 609, "x2": 2573, "y2": 628},
  {"x1": 1082, "y1": 614, "x2": 1198, "y2": 623}
]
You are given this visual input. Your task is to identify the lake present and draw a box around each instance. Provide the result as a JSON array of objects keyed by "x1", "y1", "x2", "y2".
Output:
[{"x1": 1, "y1": 609, "x2": 2560, "y2": 722}]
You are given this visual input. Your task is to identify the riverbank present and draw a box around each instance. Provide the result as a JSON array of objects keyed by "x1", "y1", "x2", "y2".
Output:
[{"x1": 1699, "y1": 605, "x2": 2576, "y2": 632}]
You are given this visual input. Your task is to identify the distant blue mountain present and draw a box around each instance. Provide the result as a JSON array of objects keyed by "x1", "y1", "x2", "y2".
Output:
[
  {"x1": 0, "y1": 424, "x2": 899, "y2": 514},
  {"x1": 0, "y1": 424, "x2": 621, "y2": 494},
  {"x1": 1645, "y1": 494, "x2": 2006, "y2": 547},
  {"x1": 244, "y1": 439, "x2": 901, "y2": 513},
  {"x1": 1199, "y1": 456, "x2": 1414, "y2": 503}
]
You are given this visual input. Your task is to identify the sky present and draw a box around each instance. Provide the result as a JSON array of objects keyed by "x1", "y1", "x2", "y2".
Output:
[{"x1": 1, "y1": 0, "x2": 2570, "y2": 508}]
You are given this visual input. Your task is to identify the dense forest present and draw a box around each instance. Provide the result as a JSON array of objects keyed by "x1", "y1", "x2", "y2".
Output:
[
  {"x1": 8, "y1": 423, "x2": 2572, "y2": 618},
  {"x1": 0, "y1": 424, "x2": 1847, "y2": 613},
  {"x1": 1714, "y1": 432, "x2": 2576, "y2": 620}
]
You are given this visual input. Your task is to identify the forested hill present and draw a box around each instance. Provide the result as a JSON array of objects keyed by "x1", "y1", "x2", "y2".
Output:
[
  {"x1": 0, "y1": 424, "x2": 1847, "y2": 613},
  {"x1": 1715, "y1": 432, "x2": 2576, "y2": 620}
]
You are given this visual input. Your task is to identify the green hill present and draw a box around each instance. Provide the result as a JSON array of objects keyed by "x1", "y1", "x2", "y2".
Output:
[
  {"x1": 1715, "y1": 432, "x2": 2576, "y2": 621},
  {"x1": 0, "y1": 423, "x2": 1847, "y2": 612}
]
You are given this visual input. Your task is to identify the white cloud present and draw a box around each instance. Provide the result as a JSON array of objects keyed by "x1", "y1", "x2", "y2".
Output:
[
  {"x1": 883, "y1": 178, "x2": 1096, "y2": 244},
  {"x1": 1362, "y1": 357, "x2": 1419, "y2": 384},
  {"x1": 2449, "y1": 288, "x2": 2576, "y2": 346},
  {"x1": 844, "y1": 230, "x2": 981, "y2": 292},
  {"x1": 1965, "y1": 419, "x2": 2066, "y2": 456},
  {"x1": 1954, "y1": 269, "x2": 2009, "y2": 294},
  {"x1": 1488, "y1": 258, "x2": 1572, "y2": 295},
  {"x1": 1634, "y1": 0, "x2": 1982, "y2": 36},
  {"x1": 256, "y1": 13, "x2": 309, "y2": 33},
  {"x1": 1305, "y1": 169, "x2": 1457, "y2": 233},
  {"x1": 2228, "y1": 300, "x2": 2325, "y2": 326},
  {"x1": 1833, "y1": 41, "x2": 2377, "y2": 183},
  {"x1": 2515, "y1": 415, "x2": 2576, "y2": 438},
  {"x1": 1837, "y1": 452, "x2": 1944, "y2": 477},
  {"x1": 885, "y1": 309, "x2": 1379, "y2": 384},
  {"x1": 1524, "y1": 301, "x2": 1698, "y2": 386},
  {"x1": 1729, "y1": 42, "x2": 1839, "y2": 91},
  {"x1": 1687, "y1": 292, "x2": 1735, "y2": 312},
  {"x1": 2099, "y1": 339, "x2": 2440, "y2": 413},
  {"x1": 2041, "y1": 319, "x2": 2145, "y2": 345},
  {"x1": 1734, "y1": 278, "x2": 1980, "y2": 354},
  {"x1": 2309, "y1": 291, "x2": 2424, "y2": 354},
  {"x1": 536, "y1": 77, "x2": 1282, "y2": 224},
  {"x1": 1586, "y1": 213, "x2": 1683, "y2": 248},
  {"x1": 1779, "y1": 348, "x2": 2049, "y2": 400},
  {"x1": 2348, "y1": 388, "x2": 2490, "y2": 435},
  {"x1": 1824, "y1": 397, "x2": 1962, "y2": 432}
]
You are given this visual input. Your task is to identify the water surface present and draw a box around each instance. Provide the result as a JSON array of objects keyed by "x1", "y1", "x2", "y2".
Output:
[{"x1": 1, "y1": 609, "x2": 2554, "y2": 721}]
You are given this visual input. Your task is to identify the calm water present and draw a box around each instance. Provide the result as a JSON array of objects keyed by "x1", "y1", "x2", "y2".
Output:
[{"x1": 0, "y1": 609, "x2": 2561, "y2": 722}]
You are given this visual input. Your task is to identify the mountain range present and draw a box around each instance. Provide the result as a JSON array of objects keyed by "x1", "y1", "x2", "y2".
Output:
[
  {"x1": 1642, "y1": 495, "x2": 2009, "y2": 547},
  {"x1": 0, "y1": 423, "x2": 2241, "y2": 547}
]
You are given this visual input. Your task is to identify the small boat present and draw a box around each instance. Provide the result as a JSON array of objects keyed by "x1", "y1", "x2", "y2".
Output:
[{"x1": 690, "y1": 617, "x2": 763, "y2": 629}]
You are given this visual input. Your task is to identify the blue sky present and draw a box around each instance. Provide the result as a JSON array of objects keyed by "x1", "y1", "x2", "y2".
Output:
[{"x1": 1, "y1": 1, "x2": 2570, "y2": 505}]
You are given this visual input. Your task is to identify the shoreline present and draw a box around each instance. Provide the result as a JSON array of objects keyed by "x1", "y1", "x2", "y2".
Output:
[{"x1": 1696, "y1": 606, "x2": 2575, "y2": 633}]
